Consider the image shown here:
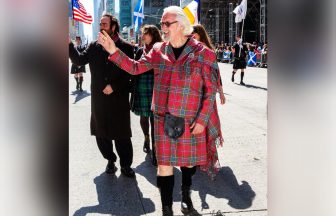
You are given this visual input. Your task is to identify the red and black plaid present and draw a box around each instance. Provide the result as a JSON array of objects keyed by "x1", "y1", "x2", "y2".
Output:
[{"x1": 108, "y1": 37, "x2": 221, "y2": 166}]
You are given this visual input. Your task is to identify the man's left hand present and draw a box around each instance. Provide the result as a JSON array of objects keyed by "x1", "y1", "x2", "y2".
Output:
[{"x1": 190, "y1": 122, "x2": 205, "y2": 135}]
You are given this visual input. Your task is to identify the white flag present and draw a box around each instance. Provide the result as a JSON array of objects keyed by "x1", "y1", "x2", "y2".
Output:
[
  {"x1": 183, "y1": 0, "x2": 200, "y2": 25},
  {"x1": 233, "y1": 0, "x2": 247, "y2": 23}
]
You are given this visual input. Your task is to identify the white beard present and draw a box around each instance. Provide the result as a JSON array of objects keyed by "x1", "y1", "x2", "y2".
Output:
[{"x1": 162, "y1": 33, "x2": 170, "y2": 42}]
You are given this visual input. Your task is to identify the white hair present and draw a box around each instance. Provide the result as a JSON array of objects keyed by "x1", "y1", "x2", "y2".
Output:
[{"x1": 163, "y1": 6, "x2": 193, "y2": 35}]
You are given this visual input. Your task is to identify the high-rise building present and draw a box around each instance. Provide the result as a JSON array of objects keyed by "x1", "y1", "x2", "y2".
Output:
[
  {"x1": 142, "y1": 0, "x2": 166, "y2": 27},
  {"x1": 105, "y1": 0, "x2": 115, "y2": 14},
  {"x1": 119, "y1": 0, "x2": 132, "y2": 29},
  {"x1": 69, "y1": 0, "x2": 85, "y2": 41},
  {"x1": 201, "y1": 0, "x2": 267, "y2": 44},
  {"x1": 130, "y1": 0, "x2": 180, "y2": 37},
  {"x1": 92, "y1": 0, "x2": 105, "y2": 40}
]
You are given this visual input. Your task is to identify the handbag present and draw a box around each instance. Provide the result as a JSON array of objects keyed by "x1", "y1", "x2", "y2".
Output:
[{"x1": 164, "y1": 113, "x2": 185, "y2": 139}]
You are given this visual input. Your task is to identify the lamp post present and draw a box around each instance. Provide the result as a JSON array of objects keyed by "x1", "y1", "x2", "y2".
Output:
[
  {"x1": 229, "y1": 3, "x2": 234, "y2": 45},
  {"x1": 208, "y1": 9, "x2": 215, "y2": 43}
]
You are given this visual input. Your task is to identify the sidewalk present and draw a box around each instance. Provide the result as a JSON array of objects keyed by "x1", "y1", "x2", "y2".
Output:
[{"x1": 69, "y1": 63, "x2": 267, "y2": 216}]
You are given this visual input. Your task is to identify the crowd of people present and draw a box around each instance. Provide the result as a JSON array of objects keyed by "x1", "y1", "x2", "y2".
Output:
[
  {"x1": 69, "y1": 5, "x2": 264, "y2": 216},
  {"x1": 214, "y1": 40, "x2": 268, "y2": 68}
]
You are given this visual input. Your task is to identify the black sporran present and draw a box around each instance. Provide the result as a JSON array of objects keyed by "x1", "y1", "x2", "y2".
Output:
[{"x1": 164, "y1": 113, "x2": 185, "y2": 139}]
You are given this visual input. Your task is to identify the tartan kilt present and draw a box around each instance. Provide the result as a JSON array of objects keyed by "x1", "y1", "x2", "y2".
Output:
[
  {"x1": 70, "y1": 63, "x2": 86, "y2": 74},
  {"x1": 233, "y1": 57, "x2": 247, "y2": 69},
  {"x1": 154, "y1": 114, "x2": 207, "y2": 167},
  {"x1": 131, "y1": 72, "x2": 154, "y2": 117}
]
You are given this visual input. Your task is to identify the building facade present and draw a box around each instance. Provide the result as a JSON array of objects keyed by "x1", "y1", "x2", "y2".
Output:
[
  {"x1": 119, "y1": 0, "x2": 132, "y2": 29},
  {"x1": 92, "y1": 0, "x2": 105, "y2": 40},
  {"x1": 105, "y1": 0, "x2": 115, "y2": 14},
  {"x1": 69, "y1": 0, "x2": 85, "y2": 41},
  {"x1": 201, "y1": 0, "x2": 267, "y2": 45}
]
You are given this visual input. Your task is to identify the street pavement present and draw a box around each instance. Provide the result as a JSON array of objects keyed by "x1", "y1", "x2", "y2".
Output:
[{"x1": 69, "y1": 62, "x2": 267, "y2": 216}]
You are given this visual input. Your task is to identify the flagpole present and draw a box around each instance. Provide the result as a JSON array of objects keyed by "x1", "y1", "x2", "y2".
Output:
[{"x1": 239, "y1": 18, "x2": 245, "y2": 57}]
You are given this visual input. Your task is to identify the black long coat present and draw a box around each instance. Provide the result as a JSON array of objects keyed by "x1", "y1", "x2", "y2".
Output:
[{"x1": 69, "y1": 35, "x2": 134, "y2": 139}]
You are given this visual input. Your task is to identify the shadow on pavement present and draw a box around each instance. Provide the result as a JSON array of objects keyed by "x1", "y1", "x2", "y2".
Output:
[
  {"x1": 70, "y1": 90, "x2": 91, "y2": 104},
  {"x1": 73, "y1": 172, "x2": 155, "y2": 216},
  {"x1": 135, "y1": 158, "x2": 255, "y2": 213},
  {"x1": 193, "y1": 166, "x2": 256, "y2": 210},
  {"x1": 235, "y1": 83, "x2": 267, "y2": 91},
  {"x1": 135, "y1": 155, "x2": 183, "y2": 203}
]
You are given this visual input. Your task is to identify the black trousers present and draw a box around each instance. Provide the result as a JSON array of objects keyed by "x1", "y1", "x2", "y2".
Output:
[{"x1": 95, "y1": 137, "x2": 133, "y2": 168}]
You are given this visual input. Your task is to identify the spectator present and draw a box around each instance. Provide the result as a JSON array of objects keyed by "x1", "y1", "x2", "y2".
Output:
[{"x1": 131, "y1": 25, "x2": 163, "y2": 166}]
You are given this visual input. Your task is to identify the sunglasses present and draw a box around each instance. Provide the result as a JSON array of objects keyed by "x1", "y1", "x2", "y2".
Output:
[{"x1": 159, "y1": 21, "x2": 178, "y2": 28}]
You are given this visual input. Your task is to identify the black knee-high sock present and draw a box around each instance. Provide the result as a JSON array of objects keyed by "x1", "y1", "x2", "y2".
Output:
[
  {"x1": 240, "y1": 72, "x2": 245, "y2": 82},
  {"x1": 181, "y1": 166, "x2": 196, "y2": 188},
  {"x1": 75, "y1": 77, "x2": 79, "y2": 86},
  {"x1": 79, "y1": 76, "x2": 83, "y2": 89},
  {"x1": 157, "y1": 175, "x2": 174, "y2": 207},
  {"x1": 231, "y1": 71, "x2": 236, "y2": 82}
]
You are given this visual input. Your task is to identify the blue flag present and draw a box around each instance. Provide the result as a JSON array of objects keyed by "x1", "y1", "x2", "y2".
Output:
[{"x1": 133, "y1": 0, "x2": 144, "y2": 32}]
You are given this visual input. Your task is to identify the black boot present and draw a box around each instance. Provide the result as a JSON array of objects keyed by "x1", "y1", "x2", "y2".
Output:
[
  {"x1": 162, "y1": 205, "x2": 173, "y2": 216},
  {"x1": 79, "y1": 76, "x2": 83, "y2": 91},
  {"x1": 231, "y1": 71, "x2": 236, "y2": 82},
  {"x1": 105, "y1": 160, "x2": 117, "y2": 174},
  {"x1": 181, "y1": 186, "x2": 199, "y2": 215},
  {"x1": 157, "y1": 175, "x2": 174, "y2": 216},
  {"x1": 75, "y1": 77, "x2": 79, "y2": 90},
  {"x1": 143, "y1": 135, "x2": 150, "y2": 153},
  {"x1": 240, "y1": 72, "x2": 245, "y2": 85},
  {"x1": 180, "y1": 167, "x2": 199, "y2": 215}
]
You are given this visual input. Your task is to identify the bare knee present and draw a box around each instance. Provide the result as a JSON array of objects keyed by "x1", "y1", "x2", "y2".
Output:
[{"x1": 157, "y1": 165, "x2": 173, "y2": 176}]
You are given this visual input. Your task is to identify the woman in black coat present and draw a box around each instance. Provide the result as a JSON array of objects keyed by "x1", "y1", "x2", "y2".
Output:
[{"x1": 130, "y1": 25, "x2": 162, "y2": 166}]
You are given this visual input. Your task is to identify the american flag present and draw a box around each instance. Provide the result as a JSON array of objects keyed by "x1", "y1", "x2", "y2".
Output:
[{"x1": 72, "y1": 0, "x2": 93, "y2": 24}]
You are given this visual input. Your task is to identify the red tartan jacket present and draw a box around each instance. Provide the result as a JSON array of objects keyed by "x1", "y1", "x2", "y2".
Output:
[{"x1": 108, "y1": 37, "x2": 219, "y2": 127}]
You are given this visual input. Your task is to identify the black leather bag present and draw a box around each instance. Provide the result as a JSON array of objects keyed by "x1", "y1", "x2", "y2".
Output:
[{"x1": 164, "y1": 113, "x2": 185, "y2": 139}]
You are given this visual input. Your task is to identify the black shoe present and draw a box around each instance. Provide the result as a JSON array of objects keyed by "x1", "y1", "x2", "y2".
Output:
[
  {"x1": 240, "y1": 81, "x2": 245, "y2": 85},
  {"x1": 121, "y1": 167, "x2": 135, "y2": 178},
  {"x1": 162, "y1": 205, "x2": 173, "y2": 216},
  {"x1": 231, "y1": 73, "x2": 235, "y2": 82},
  {"x1": 152, "y1": 150, "x2": 157, "y2": 166},
  {"x1": 79, "y1": 87, "x2": 83, "y2": 92},
  {"x1": 105, "y1": 160, "x2": 117, "y2": 174},
  {"x1": 181, "y1": 187, "x2": 200, "y2": 215},
  {"x1": 143, "y1": 138, "x2": 150, "y2": 153}
]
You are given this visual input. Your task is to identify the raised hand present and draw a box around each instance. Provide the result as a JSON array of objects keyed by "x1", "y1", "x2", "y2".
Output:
[{"x1": 97, "y1": 30, "x2": 117, "y2": 54}]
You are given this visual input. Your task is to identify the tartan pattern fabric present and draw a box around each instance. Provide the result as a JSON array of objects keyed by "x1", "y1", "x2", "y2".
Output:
[
  {"x1": 131, "y1": 72, "x2": 154, "y2": 117},
  {"x1": 154, "y1": 114, "x2": 207, "y2": 166},
  {"x1": 200, "y1": 101, "x2": 224, "y2": 179},
  {"x1": 108, "y1": 37, "x2": 220, "y2": 166},
  {"x1": 199, "y1": 68, "x2": 225, "y2": 178},
  {"x1": 109, "y1": 37, "x2": 218, "y2": 125}
]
